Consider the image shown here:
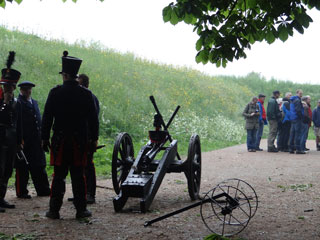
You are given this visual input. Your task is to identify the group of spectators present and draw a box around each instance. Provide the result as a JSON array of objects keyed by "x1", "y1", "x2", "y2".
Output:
[{"x1": 243, "y1": 89, "x2": 320, "y2": 154}]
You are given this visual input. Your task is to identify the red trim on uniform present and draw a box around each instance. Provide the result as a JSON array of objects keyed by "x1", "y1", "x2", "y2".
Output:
[
  {"x1": 50, "y1": 173, "x2": 55, "y2": 197},
  {"x1": 0, "y1": 87, "x2": 3, "y2": 100}
]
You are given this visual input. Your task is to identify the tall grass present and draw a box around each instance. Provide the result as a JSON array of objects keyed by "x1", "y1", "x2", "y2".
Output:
[{"x1": 1, "y1": 26, "x2": 320, "y2": 178}]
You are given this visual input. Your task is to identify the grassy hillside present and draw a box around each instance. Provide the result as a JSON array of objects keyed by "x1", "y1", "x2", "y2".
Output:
[{"x1": 1, "y1": 26, "x2": 320, "y2": 177}]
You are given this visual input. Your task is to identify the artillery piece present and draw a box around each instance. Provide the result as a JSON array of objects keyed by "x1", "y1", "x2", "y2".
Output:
[
  {"x1": 112, "y1": 96, "x2": 201, "y2": 212},
  {"x1": 145, "y1": 178, "x2": 259, "y2": 237}
]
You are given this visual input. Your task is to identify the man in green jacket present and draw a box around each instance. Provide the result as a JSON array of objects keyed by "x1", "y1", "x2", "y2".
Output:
[{"x1": 267, "y1": 90, "x2": 281, "y2": 152}]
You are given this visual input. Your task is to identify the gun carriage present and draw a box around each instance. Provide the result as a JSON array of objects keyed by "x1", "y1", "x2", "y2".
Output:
[{"x1": 112, "y1": 96, "x2": 201, "y2": 213}]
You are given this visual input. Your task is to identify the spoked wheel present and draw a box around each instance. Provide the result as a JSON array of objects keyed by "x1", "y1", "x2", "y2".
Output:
[
  {"x1": 217, "y1": 178, "x2": 259, "y2": 218},
  {"x1": 112, "y1": 132, "x2": 134, "y2": 194},
  {"x1": 200, "y1": 185, "x2": 252, "y2": 237},
  {"x1": 186, "y1": 134, "x2": 201, "y2": 200}
]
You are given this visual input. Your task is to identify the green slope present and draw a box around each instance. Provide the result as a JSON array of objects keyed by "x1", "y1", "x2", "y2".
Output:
[{"x1": 1, "y1": 26, "x2": 320, "y2": 176}]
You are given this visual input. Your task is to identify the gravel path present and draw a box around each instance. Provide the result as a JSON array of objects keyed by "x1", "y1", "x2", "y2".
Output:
[{"x1": 0, "y1": 139, "x2": 320, "y2": 240}]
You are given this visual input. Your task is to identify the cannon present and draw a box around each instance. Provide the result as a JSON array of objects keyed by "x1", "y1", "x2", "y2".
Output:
[
  {"x1": 112, "y1": 96, "x2": 201, "y2": 212},
  {"x1": 144, "y1": 178, "x2": 259, "y2": 237}
]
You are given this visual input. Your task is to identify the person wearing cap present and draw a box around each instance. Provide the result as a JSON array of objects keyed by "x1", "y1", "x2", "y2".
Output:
[
  {"x1": 255, "y1": 94, "x2": 267, "y2": 151},
  {"x1": 266, "y1": 90, "x2": 281, "y2": 152},
  {"x1": 277, "y1": 92, "x2": 292, "y2": 152},
  {"x1": 15, "y1": 81, "x2": 50, "y2": 199},
  {"x1": 289, "y1": 89, "x2": 305, "y2": 154},
  {"x1": 0, "y1": 51, "x2": 22, "y2": 212},
  {"x1": 312, "y1": 100, "x2": 320, "y2": 151},
  {"x1": 42, "y1": 51, "x2": 99, "y2": 219}
]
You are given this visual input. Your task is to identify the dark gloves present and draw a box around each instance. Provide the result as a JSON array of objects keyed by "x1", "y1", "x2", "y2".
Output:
[{"x1": 42, "y1": 140, "x2": 51, "y2": 153}]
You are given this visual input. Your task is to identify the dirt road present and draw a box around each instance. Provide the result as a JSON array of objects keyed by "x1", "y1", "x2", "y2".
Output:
[{"x1": 1, "y1": 139, "x2": 320, "y2": 240}]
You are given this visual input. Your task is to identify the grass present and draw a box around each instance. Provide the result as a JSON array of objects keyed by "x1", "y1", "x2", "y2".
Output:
[{"x1": 1, "y1": 26, "x2": 320, "y2": 180}]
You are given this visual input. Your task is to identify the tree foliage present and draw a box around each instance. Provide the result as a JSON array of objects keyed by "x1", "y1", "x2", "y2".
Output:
[
  {"x1": 163, "y1": 0, "x2": 319, "y2": 67},
  {"x1": 1, "y1": 0, "x2": 319, "y2": 67}
]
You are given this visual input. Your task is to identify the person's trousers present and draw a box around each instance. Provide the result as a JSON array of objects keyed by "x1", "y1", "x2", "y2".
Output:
[
  {"x1": 255, "y1": 122, "x2": 264, "y2": 149},
  {"x1": 268, "y1": 120, "x2": 278, "y2": 148},
  {"x1": 50, "y1": 164, "x2": 87, "y2": 212},
  {"x1": 277, "y1": 121, "x2": 291, "y2": 150},
  {"x1": 289, "y1": 120, "x2": 303, "y2": 151},
  {"x1": 15, "y1": 164, "x2": 50, "y2": 197},
  {"x1": 247, "y1": 129, "x2": 257, "y2": 150},
  {"x1": 0, "y1": 145, "x2": 15, "y2": 199},
  {"x1": 300, "y1": 123, "x2": 309, "y2": 151},
  {"x1": 85, "y1": 153, "x2": 96, "y2": 198}
]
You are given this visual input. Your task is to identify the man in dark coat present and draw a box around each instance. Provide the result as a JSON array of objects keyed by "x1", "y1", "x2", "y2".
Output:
[
  {"x1": 0, "y1": 51, "x2": 22, "y2": 212},
  {"x1": 266, "y1": 90, "x2": 281, "y2": 152},
  {"x1": 42, "y1": 51, "x2": 99, "y2": 219},
  {"x1": 277, "y1": 92, "x2": 292, "y2": 152},
  {"x1": 68, "y1": 74, "x2": 99, "y2": 204},
  {"x1": 15, "y1": 81, "x2": 50, "y2": 199}
]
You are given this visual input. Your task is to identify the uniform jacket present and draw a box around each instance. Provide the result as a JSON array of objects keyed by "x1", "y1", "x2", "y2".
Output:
[
  {"x1": 0, "y1": 97, "x2": 22, "y2": 146},
  {"x1": 41, "y1": 80, "x2": 99, "y2": 166},
  {"x1": 243, "y1": 102, "x2": 260, "y2": 130},
  {"x1": 17, "y1": 94, "x2": 46, "y2": 167},
  {"x1": 289, "y1": 96, "x2": 303, "y2": 121},
  {"x1": 267, "y1": 97, "x2": 281, "y2": 121}
]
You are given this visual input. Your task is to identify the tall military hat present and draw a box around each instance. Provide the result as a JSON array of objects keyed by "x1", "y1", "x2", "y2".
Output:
[
  {"x1": 59, "y1": 51, "x2": 82, "y2": 78},
  {"x1": 0, "y1": 51, "x2": 21, "y2": 85}
]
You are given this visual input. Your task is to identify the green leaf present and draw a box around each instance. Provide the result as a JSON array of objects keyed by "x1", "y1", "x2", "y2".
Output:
[
  {"x1": 247, "y1": 0, "x2": 257, "y2": 9},
  {"x1": 278, "y1": 25, "x2": 289, "y2": 42},
  {"x1": 216, "y1": 59, "x2": 221, "y2": 67},
  {"x1": 222, "y1": 58, "x2": 227, "y2": 68},
  {"x1": 195, "y1": 52, "x2": 202, "y2": 63},
  {"x1": 265, "y1": 31, "x2": 275, "y2": 44},
  {"x1": 163, "y1": 6, "x2": 172, "y2": 23},
  {"x1": 0, "y1": 0, "x2": 6, "y2": 8},
  {"x1": 170, "y1": 8, "x2": 179, "y2": 25},
  {"x1": 196, "y1": 38, "x2": 203, "y2": 51},
  {"x1": 14, "y1": 0, "x2": 23, "y2": 4},
  {"x1": 292, "y1": 20, "x2": 304, "y2": 34},
  {"x1": 184, "y1": 13, "x2": 194, "y2": 24}
]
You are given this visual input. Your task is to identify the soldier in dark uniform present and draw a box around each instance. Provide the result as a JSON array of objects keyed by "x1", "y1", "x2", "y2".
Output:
[
  {"x1": 15, "y1": 81, "x2": 50, "y2": 199},
  {"x1": 78, "y1": 74, "x2": 99, "y2": 204},
  {"x1": 42, "y1": 51, "x2": 99, "y2": 219},
  {"x1": 0, "y1": 51, "x2": 22, "y2": 212}
]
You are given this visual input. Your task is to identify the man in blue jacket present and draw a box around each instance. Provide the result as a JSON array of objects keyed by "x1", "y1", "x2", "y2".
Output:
[
  {"x1": 289, "y1": 89, "x2": 305, "y2": 154},
  {"x1": 312, "y1": 100, "x2": 320, "y2": 151},
  {"x1": 15, "y1": 81, "x2": 50, "y2": 199}
]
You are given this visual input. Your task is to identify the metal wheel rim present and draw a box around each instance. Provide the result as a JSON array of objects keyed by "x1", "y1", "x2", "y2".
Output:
[
  {"x1": 200, "y1": 185, "x2": 252, "y2": 237},
  {"x1": 112, "y1": 132, "x2": 134, "y2": 194},
  {"x1": 187, "y1": 134, "x2": 201, "y2": 200},
  {"x1": 217, "y1": 178, "x2": 258, "y2": 218}
]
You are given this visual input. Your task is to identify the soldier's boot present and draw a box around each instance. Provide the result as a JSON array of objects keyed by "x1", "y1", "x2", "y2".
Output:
[
  {"x1": 0, "y1": 207, "x2": 5, "y2": 213},
  {"x1": 0, "y1": 199, "x2": 15, "y2": 209},
  {"x1": 86, "y1": 195, "x2": 95, "y2": 204},
  {"x1": 76, "y1": 209, "x2": 92, "y2": 219},
  {"x1": 45, "y1": 210, "x2": 60, "y2": 219}
]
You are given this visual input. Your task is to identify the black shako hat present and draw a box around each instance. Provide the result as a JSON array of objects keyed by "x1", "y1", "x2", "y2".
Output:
[
  {"x1": 59, "y1": 51, "x2": 82, "y2": 78},
  {"x1": 0, "y1": 51, "x2": 21, "y2": 85},
  {"x1": 18, "y1": 81, "x2": 35, "y2": 88}
]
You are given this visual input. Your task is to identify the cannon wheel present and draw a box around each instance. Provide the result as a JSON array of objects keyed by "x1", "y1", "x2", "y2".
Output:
[
  {"x1": 112, "y1": 132, "x2": 134, "y2": 194},
  {"x1": 187, "y1": 134, "x2": 201, "y2": 200}
]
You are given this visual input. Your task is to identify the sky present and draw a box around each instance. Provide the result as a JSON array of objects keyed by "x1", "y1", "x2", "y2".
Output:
[{"x1": 0, "y1": 0, "x2": 320, "y2": 84}]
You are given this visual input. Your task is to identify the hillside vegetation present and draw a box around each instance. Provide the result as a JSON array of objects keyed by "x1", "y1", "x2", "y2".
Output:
[{"x1": 1, "y1": 26, "x2": 320, "y2": 176}]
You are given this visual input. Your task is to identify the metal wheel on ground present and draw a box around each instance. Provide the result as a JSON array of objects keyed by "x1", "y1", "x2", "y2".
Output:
[
  {"x1": 186, "y1": 134, "x2": 201, "y2": 200},
  {"x1": 200, "y1": 185, "x2": 252, "y2": 237},
  {"x1": 112, "y1": 132, "x2": 134, "y2": 194}
]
